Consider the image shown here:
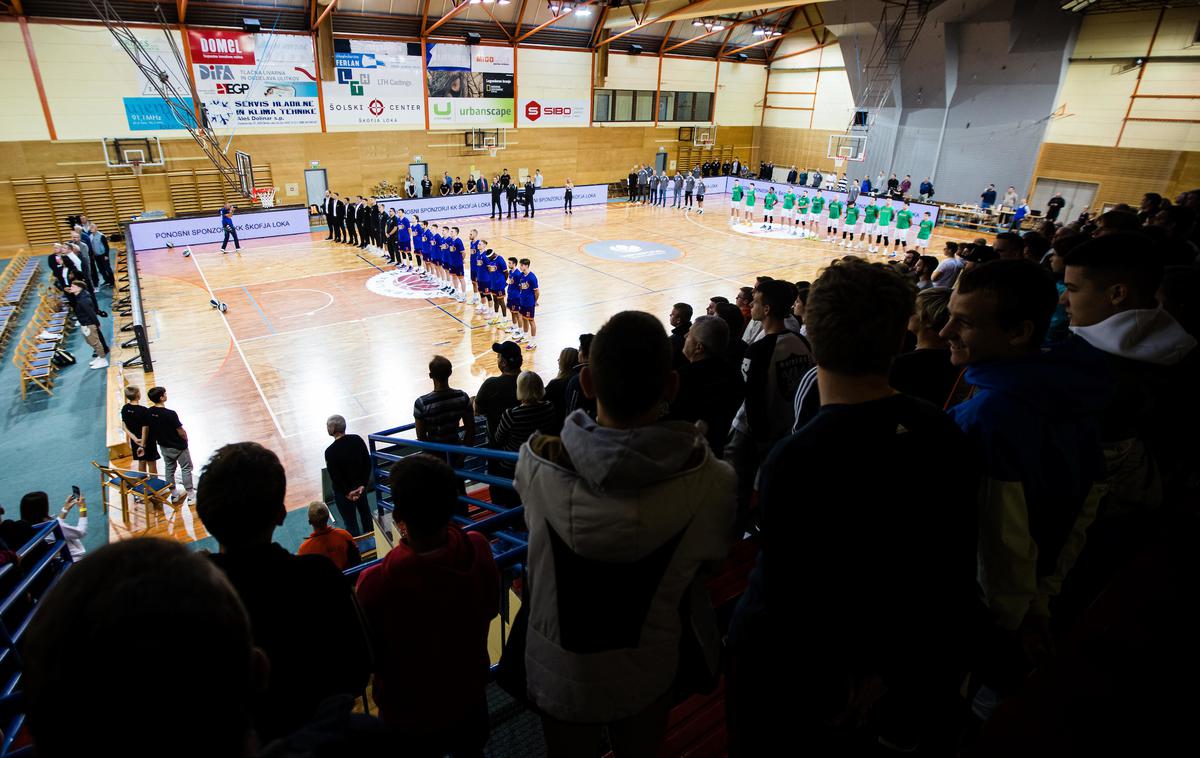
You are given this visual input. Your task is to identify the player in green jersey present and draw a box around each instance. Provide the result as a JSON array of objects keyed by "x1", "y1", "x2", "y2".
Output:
[
  {"x1": 782, "y1": 187, "x2": 796, "y2": 234},
  {"x1": 862, "y1": 200, "x2": 880, "y2": 252},
  {"x1": 810, "y1": 192, "x2": 826, "y2": 240},
  {"x1": 841, "y1": 203, "x2": 860, "y2": 248},
  {"x1": 915, "y1": 211, "x2": 934, "y2": 251},
  {"x1": 762, "y1": 188, "x2": 778, "y2": 230},
  {"x1": 875, "y1": 199, "x2": 896, "y2": 255},
  {"x1": 825, "y1": 199, "x2": 842, "y2": 243},
  {"x1": 730, "y1": 181, "x2": 743, "y2": 226},
  {"x1": 892, "y1": 201, "x2": 914, "y2": 255},
  {"x1": 742, "y1": 184, "x2": 757, "y2": 226},
  {"x1": 796, "y1": 193, "x2": 810, "y2": 238}
]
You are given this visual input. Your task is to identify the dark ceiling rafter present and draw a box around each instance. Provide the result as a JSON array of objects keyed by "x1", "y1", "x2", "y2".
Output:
[
  {"x1": 425, "y1": 0, "x2": 471, "y2": 36},
  {"x1": 479, "y1": 1, "x2": 514, "y2": 41},
  {"x1": 420, "y1": 0, "x2": 433, "y2": 35},
  {"x1": 665, "y1": 7, "x2": 792, "y2": 55},
  {"x1": 595, "y1": 0, "x2": 722, "y2": 49},
  {"x1": 658, "y1": 19, "x2": 675, "y2": 53},
  {"x1": 3, "y1": 0, "x2": 24, "y2": 14},
  {"x1": 516, "y1": 0, "x2": 601, "y2": 43},
  {"x1": 513, "y1": 0, "x2": 529, "y2": 37}
]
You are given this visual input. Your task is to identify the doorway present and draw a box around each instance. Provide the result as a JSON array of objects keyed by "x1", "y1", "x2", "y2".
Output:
[
  {"x1": 1029, "y1": 178, "x2": 1098, "y2": 224},
  {"x1": 655, "y1": 152, "x2": 668, "y2": 173},
  {"x1": 304, "y1": 168, "x2": 328, "y2": 208},
  {"x1": 409, "y1": 163, "x2": 428, "y2": 196}
]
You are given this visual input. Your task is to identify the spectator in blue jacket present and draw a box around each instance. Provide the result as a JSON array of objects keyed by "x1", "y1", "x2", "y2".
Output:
[{"x1": 919, "y1": 177, "x2": 934, "y2": 200}]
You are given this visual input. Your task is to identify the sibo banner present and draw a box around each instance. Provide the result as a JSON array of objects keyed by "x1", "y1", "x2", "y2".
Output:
[{"x1": 518, "y1": 98, "x2": 588, "y2": 127}]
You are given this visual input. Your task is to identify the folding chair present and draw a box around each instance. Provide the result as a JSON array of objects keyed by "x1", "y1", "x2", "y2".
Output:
[{"x1": 93, "y1": 461, "x2": 175, "y2": 527}]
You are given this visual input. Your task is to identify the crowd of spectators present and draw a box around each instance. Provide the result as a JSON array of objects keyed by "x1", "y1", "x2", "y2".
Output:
[{"x1": 6, "y1": 187, "x2": 1199, "y2": 757}]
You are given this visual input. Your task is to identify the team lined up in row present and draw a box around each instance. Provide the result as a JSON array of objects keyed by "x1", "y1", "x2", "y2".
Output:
[
  {"x1": 727, "y1": 180, "x2": 935, "y2": 255},
  {"x1": 334, "y1": 204, "x2": 543, "y2": 349}
]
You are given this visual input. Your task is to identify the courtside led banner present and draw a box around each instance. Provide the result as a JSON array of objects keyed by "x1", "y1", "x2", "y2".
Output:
[
  {"x1": 377, "y1": 184, "x2": 608, "y2": 221},
  {"x1": 128, "y1": 207, "x2": 311, "y2": 250}
]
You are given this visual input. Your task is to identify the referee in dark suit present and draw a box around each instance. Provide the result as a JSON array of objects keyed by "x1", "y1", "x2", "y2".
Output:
[
  {"x1": 323, "y1": 191, "x2": 335, "y2": 240},
  {"x1": 506, "y1": 182, "x2": 518, "y2": 218},
  {"x1": 491, "y1": 181, "x2": 503, "y2": 219},
  {"x1": 356, "y1": 198, "x2": 370, "y2": 249},
  {"x1": 332, "y1": 193, "x2": 346, "y2": 243}
]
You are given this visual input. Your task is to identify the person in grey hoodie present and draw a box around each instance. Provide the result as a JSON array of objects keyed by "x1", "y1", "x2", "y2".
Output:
[
  {"x1": 511, "y1": 310, "x2": 735, "y2": 756},
  {"x1": 683, "y1": 172, "x2": 696, "y2": 208},
  {"x1": 672, "y1": 172, "x2": 684, "y2": 208}
]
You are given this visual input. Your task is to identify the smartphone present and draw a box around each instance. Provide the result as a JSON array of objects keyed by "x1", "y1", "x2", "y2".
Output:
[{"x1": 71, "y1": 485, "x2": 81, "y2": 498}]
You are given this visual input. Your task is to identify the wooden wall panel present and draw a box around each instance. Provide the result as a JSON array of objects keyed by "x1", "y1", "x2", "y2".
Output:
[
  {"x1": 755, "y1": 126, "x2": 845, "y2": 174},
  {"x1": 1032, "y1": 142, "x2": 1200, "y2": 210},
  {"x1": 0, "y1": 125, "x2": 756, "y2": 248}
]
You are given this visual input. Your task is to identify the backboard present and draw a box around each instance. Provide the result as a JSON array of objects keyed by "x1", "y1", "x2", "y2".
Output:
[{"x1": 827, "y1": 134, "x2": 867, "y2": 162}]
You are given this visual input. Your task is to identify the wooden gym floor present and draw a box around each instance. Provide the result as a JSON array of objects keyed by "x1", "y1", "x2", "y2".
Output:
[{"x1": 125, "y1": 195, "x2": 971, "y2": 541}]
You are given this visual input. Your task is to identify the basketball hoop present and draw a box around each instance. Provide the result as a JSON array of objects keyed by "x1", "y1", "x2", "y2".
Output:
[
  {"x1": 129, "y1": 159, "x2": 143, "y2": 177},
  {"x1": 698, "y1": 137, "x2": 713, "y2": 151},
  {"x1": 251, "y1": 187, "x2": 276, "y2": 208},
  {"x1": 489, "y1": 146, "x2": 498, "y2": 158},
  {"x1": 833, "y1": 157, "x2": 846, "y2": 171}
]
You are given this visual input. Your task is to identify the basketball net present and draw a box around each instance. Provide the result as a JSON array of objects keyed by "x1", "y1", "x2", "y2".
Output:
[
  {"x1": 489, "y1": 146, "x2": 498, "y2": 158},
  {"x1": 834, "y1": 157, "x2": 846, "y2": 171},
  {"x1": 130, "y1": 160, "x2": 143, "y2": 177},
  {"x1": 252, "y1": 187, "x2": 276, "y2": 208}
]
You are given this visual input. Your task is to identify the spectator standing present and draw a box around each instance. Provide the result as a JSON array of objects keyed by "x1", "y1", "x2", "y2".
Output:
[
  {"x1": 121, "y1": 385, "x2": 158, "y2": 474},
  {"x1": 66, "y1": 279, "x2": 108, "y2": 369},
  {"x1": 887, "y1": 173, "x2": 900, "y2": 197},
  {"x1": 298, "y1": 501, "x2": 361, "y2": 571},
  {"x1": 421, "y1": 175, "x2": 432, "y2": 197},
  {"x1": 544, "y1": 346, "x2": 579, "y2": 430},
  {"x1": 87, "y1": 223, "x2": 115, "y2": 287},
  {"x1": 147, "y1": 386, "x2": 193, "y2": 503},
  {"x1": 900, "y1": 174, "x2": 913, "y2": 196},
  {"x1": 671, "y1": 315, "x2": 745, "y2": 456},
  {"x1": 357, "y1": 455, "x2": 499, "y2": 754},
  {"x1": 412, "y1": 355, "x2": 476, "y2": 470},
  {"x1": 729, "y1": 260, "x2": 979, "y2": 756},
  {"x1": 1045, "y1": 192, "x2": 1066, "y2": 221},
  {"x1": 932, "y1": 241, "x2": 964, "y2": 288},
  {"x1": 197, "y1": 442, "x2": 372, "y2": 743},
  {"x1": 627, "y1": 166, "x2": 638, "y2": 204},
  {"x1": 919, "y1": 177, "x2": 934, "y2": 200},
  {"x1": 1002, "y1": 186, "x2": 1019, "y2": 212},
  {"x1": 475, "y1": 342, "x2": 522, "y2": 443},
  {"x1": 509, "y1": 311, "x2": 735, "y2": 757},
  {"x1": 323, "y1": 414, "x2": 373, "y2": 537},
  {"x1": 563, "y1": 333, "x2": 596, "y2": 421},
  {"x1": 726, "y1": 279, "x2": 814, "y2": 513},
  {"x1": 715, "y1": 302, "x2": 749, "y2": 366},
  {"x1": 980, "y1": 183, "x2": 998, "y2": 209},
  {"x1": 493, "y1": 371, "x2": 558, "y2": 480},
  {"x1": 889, "y1": 287, "x2": 960, "y2": 407},
  {"x1": 668, "y1": 302, "x2": 693, "y2": 367},
  {"x1": 941, "y1": 261, "x2": 1109, "y2": 694},
  {"x1": 534, "y1": 169, "x2": 544, "y2": 189}
]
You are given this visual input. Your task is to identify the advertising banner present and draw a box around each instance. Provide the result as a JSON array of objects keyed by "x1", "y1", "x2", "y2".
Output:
[
  {"x1": 120, "y1": 29, "x2": 195, "y2": 131},
  {"x1": 378, "y1": 184, "x2": 608, "y2": 222},
  {"x1": 518, "y1": 98, "x2": 588, "y2": 127},
  {"x1": 189, "y1": 29, "x2": 320, "y2": 128},
  {"x1": 326, "y1": 39, "x2": 425, "y2": 126},
  {"x1": 426, "y1": 43, "x2": 515, "y2": 128},
  {"x1": 128, "y1": 207, "x2": 311, "y2": 250}
]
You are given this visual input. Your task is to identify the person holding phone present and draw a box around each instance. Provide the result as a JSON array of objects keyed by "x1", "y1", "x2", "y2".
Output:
[{"x1": 12, "y1": 490, "x2": 88, "y2": 561}]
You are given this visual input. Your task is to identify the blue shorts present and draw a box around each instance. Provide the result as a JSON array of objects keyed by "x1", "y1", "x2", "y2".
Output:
[
  {"x1": 398, "y1": 235, "x2": 411, "y2": 251},
  {"x1": 520, "y1": 303, "x2": 536, "y2": 318},
  {"x1": 451, "y1": 262, "x2": 464, "y2": 277}
]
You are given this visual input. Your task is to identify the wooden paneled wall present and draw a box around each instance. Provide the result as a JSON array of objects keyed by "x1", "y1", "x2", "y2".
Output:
[
  {"x1": 0, "y1": 125, "x2": 756, "y2": 248},
  {"x1": 755, "y1": 126, "x2": 846, "y2": 175},
  {"x1": 1031, "y1": 142, "x2": 1200, "y2": 210}
]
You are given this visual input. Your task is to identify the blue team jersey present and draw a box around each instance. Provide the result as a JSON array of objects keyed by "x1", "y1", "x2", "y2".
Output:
[
  {"x1": 417, "y1": 231, "x2": 428, "y2": 253},
  {"x1": 507, "y1": 269, "x2": 523, "y2": 299},
  {"x1": 450, "y1": 237, "x2": 465, "y2": 262},
  {"x1": 431, "y1": 234, "x2": 443, "y2": 263},
  {"x1": 400, "y1": 216, "x2": 410, "y2": 234},
  {"x1": 494, "y1": 264, "x2": 509, "y2": 293},
  {"x1": 485, "y1": 257, "x2": 502, "y2": 289},
  {"x1": 517, "y1": 271, "x2": 538, "y2": 306}
]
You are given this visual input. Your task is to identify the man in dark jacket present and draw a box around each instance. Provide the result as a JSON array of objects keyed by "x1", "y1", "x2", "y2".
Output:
[
  {"x1": 323, "y1": 414, "x2": 373, "y2": 536},
  {"x1": 786, "y1": 165, "x2": 798, "y2": 184},
  {"x1": 197, "y1": 442, "x2": 372, "y2": 744},
  {"x1": 66, "y1": 278, "x2": 108, "y2": 368},
  {"x1": 524, "y1": 177, "x2": 536, "y2": 218},
  {"x1": 671, "y1": 315, "x2": 744, "y2": 456},
  {"x1": 506, "y1": 182, "x2": 519, "y2": 218},
  {"x1": 668, "y1": 302, "x2": 693, "y2": 367}
]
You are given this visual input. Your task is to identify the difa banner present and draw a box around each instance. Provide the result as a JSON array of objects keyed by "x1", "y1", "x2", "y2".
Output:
[
  {"x1": 426, "y1": 43, "x2": 514, "y2": 128},
  {"x1": 518, "y1": 98, "x2": 588, "y2": 127},
  {"x1": 326, "y1": 39, "x2": 424, "y2": 127},
  {"x1": 188, "y1": 29, "x2": 320, "y2": 128}
]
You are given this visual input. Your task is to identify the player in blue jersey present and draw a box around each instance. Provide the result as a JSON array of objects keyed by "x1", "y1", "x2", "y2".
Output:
[
  {"x1": 484, "y1": 248, "x2": 507, "y2": 326},
  {"x1": 516, "y1": 258, "x2": 540, "y2": 350},
  {"x1": 413, "y1": 218, "x2": 427, "y2": 274},
  {"x1": 429, "y1": 224, "x2": 447, "y2": 290},
  {"x1": 448, "y1": 226, "x2": 466, "y2": 301},
  {"x1": 505, "y1": 257, "x2": 524, "y2": 339},
  {"x1": 397, "y1": 209, "x2": 413, "y2": 271},
  {"x1": 468, "y1": 229, "x2": 484, "y2": 311}
]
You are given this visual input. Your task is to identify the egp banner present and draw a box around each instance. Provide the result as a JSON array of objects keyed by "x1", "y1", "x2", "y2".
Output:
[
  {"x1": 518, "y1": 98, "x2": 588, "y2": 127},
  {"x1": 426, "y1": 43, "x2": 514, "y2": 127},
  {"x1": 378, "y1": 184, "x2": 608, "y2": 221},
  {"x1": 326, "y1": 39, "x2": 424, "y2": 127},
  {"x1": 189, "y1": 29, "x2": 320, "y2": 128},
  {"x1": 127, "y1": 207, "x2": 311, "y2": 250}
]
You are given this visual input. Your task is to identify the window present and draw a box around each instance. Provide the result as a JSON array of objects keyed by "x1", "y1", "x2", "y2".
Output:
[
  {"x1": 658, "y1": 91, "x2": 675, "y2": 122},
  {"x1": 694, "y1": 92, "x2": 712, "y2": 122},
  {"x1": 614, "y1": 90, "x2": 634, "y2": 121},
  {"x1": 635, "y1": 91, "x2": 654, "y2": 121},
  {"x1": 674, "y1": 92, "x2": 694, "y2": 122},
  {"x1": 593, "y1": 90, "x2": 611, "y2": 122}
]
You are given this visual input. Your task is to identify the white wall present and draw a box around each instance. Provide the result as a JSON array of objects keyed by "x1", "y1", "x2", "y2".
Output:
[
  {"x1": 1045, "y1": 8, "x2": 1200, "y2": 150},
  {"x1": 0, "y1": 21, "x2": 50, "y2": 141},
  {"x1": 764, "y1": 42, "x2": 852, "y2": 131},
  {"x1": 714, "y1": 61, "x2": 766, "y2": 126}
]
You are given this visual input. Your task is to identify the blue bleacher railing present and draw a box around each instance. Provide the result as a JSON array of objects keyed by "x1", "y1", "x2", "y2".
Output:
[{"x1": 0, "y1": 522, "x2": 76, "y2": 758}]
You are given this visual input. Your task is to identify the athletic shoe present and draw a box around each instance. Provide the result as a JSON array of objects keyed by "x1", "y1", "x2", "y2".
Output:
[
  {"x1": 888, "y1": 252, "x2": 897, "y2": 258},
  {"x1": 525, "y1": 341, "x2": 537, "y2": 350},
  {"x1": 38, "y1": 331, "x2": 62, "y2": 341},
  {"x1": 89, "y1": 357, "x2": 109, "y2": 369}
]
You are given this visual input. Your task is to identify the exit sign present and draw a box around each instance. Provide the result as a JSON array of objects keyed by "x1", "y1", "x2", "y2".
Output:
[{"x1": 310, "y1": 160, "x2": 319, "y2": 167}]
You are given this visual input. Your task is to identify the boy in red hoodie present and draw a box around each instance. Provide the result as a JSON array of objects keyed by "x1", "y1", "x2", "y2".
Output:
[{"x1": 355, "y1": 453, "x2": 500, "y2": 755}]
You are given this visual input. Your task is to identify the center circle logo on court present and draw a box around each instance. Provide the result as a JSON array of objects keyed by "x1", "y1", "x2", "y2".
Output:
[
  {"x1": 366, "y1": 270, "x2": 445, "y2": 299},
  {"x1": 583, "y1": 239, "x2": 682, "y2": 263}
]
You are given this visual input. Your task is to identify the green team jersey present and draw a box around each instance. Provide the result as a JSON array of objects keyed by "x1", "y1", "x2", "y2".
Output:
[
  {"x1": 895, "y1": 209, "x2": 913, "y2": 229},
  {"x1": 878, "y1": 205, "x2": 895, "y2": 225},
  {"x1": 864, "y1": 205, "x2": 879, "y2": 223},
  {"x1": 764, "y1": 193, "x2": 777, "y2": 210},
  {"x1": 783, "y1": 192, "x2": 796, "y2": 210},
  {"x1": 917, "y1": 219, "x2": 934, "y2": 239},
  {"x1": 797, "y1": 196, "x2": 810, "y2": 213},
  {"x1": 745, "y1": 188, "x2": 756, "y2": 207},
  {"x1": 844, "y1": 205, "x2": 860, "y2": 224},
  {"x1": 828, "y1": 201, "x2": 842, "y2": 220},
  {"x1": 811, "y1": 196, "x2": 826, "y2": 213},
  {"x1": 731, "y1": 185, "x2": 743, "y2": 202}
]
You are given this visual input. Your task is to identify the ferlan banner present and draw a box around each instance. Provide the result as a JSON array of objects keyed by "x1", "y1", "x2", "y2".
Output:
[
  {"x1": 326, "y1": 39, "x2": 425, "y2": 126},
  {"x1": 189, "y1": 29, "x2": 320, "y2": 128},
  {"x1": 426, "y1": 43, "x2": 515, "y2": 127}
]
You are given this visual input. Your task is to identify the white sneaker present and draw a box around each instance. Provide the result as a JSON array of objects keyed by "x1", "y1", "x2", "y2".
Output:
[
  {"x1": 38, "y1": 331, "x2": 62, "y2": 341},
  {"x1": 88, "y1": 357, "x2": 106, "y2": 368}
]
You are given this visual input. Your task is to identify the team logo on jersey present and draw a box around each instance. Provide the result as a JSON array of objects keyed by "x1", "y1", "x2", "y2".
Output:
[{"x1": 365, "y1": 270, "x2": 446, "y2": 300}]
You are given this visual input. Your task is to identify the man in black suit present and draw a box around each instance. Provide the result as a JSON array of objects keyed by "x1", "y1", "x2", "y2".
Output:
[
  {"x1": 332, "y1": 193, "x2": 346, "y2": 243},
  {"x1": 491, "y1": 180, "x2": 503, "y2": 219},
  {"x1": 420, "y1": 176, "x2": 432, "y2": 198},
  {"x1": 786, "y1": 165, "x2": 798, "y2": 184},
  {"x1": 523, "y1": 178, "x2": 536, "y2": 218},
  {"x1": 373, "y1": 199, "x2": 386, "y2": 250},
  {"x1": 500, "y1": 169, "x2": 511, "y2": 188},
  {"x1": 322, "y1": 191, "x2": 335, "y2": 240},
  {"x1": 356, "y1": 197, "x2": 370, "y2": 249},
  {"x1": 345, "y1": 196, "x2": 358, "y2": 246},
  {"x1": 506, "y1": 181, "x2": 518, "y2": 218}
]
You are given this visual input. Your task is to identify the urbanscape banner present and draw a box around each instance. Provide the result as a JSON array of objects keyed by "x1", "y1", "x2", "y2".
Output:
[
  {"x1": 426, "y1": 43, "x2": 514, "y2": 128},
  {"x1": 326, "y1": 38, "x2": 425, "y2": 127},
  {"x1": 188, "y1": 29, "x2": 320, "y2": 128},
  {"x1": 518, "y1": 98, "x2": 588, "y2": 127},
  {"x1": 128, "y1": 207, "x2": 311, "y2": 249},
  {"x1": 377, "y1": 184, "x2": 608, "y2": 222}
]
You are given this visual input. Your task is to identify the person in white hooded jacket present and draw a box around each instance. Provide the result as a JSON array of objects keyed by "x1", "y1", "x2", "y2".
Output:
[{"x1": 511, "y1": 310, "x2": 735, "y2": 756}]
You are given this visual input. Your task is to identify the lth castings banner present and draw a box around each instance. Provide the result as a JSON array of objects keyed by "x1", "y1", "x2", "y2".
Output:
[
  {"x1": 326, "y1": 39, "x2": 425, "y2": 127},
  {"x1": 426, "y1": 43, "x2": 515, "y2": 128},
  {"x1": 188, "y1": 29, "x2": 320, "y2": 128}
]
